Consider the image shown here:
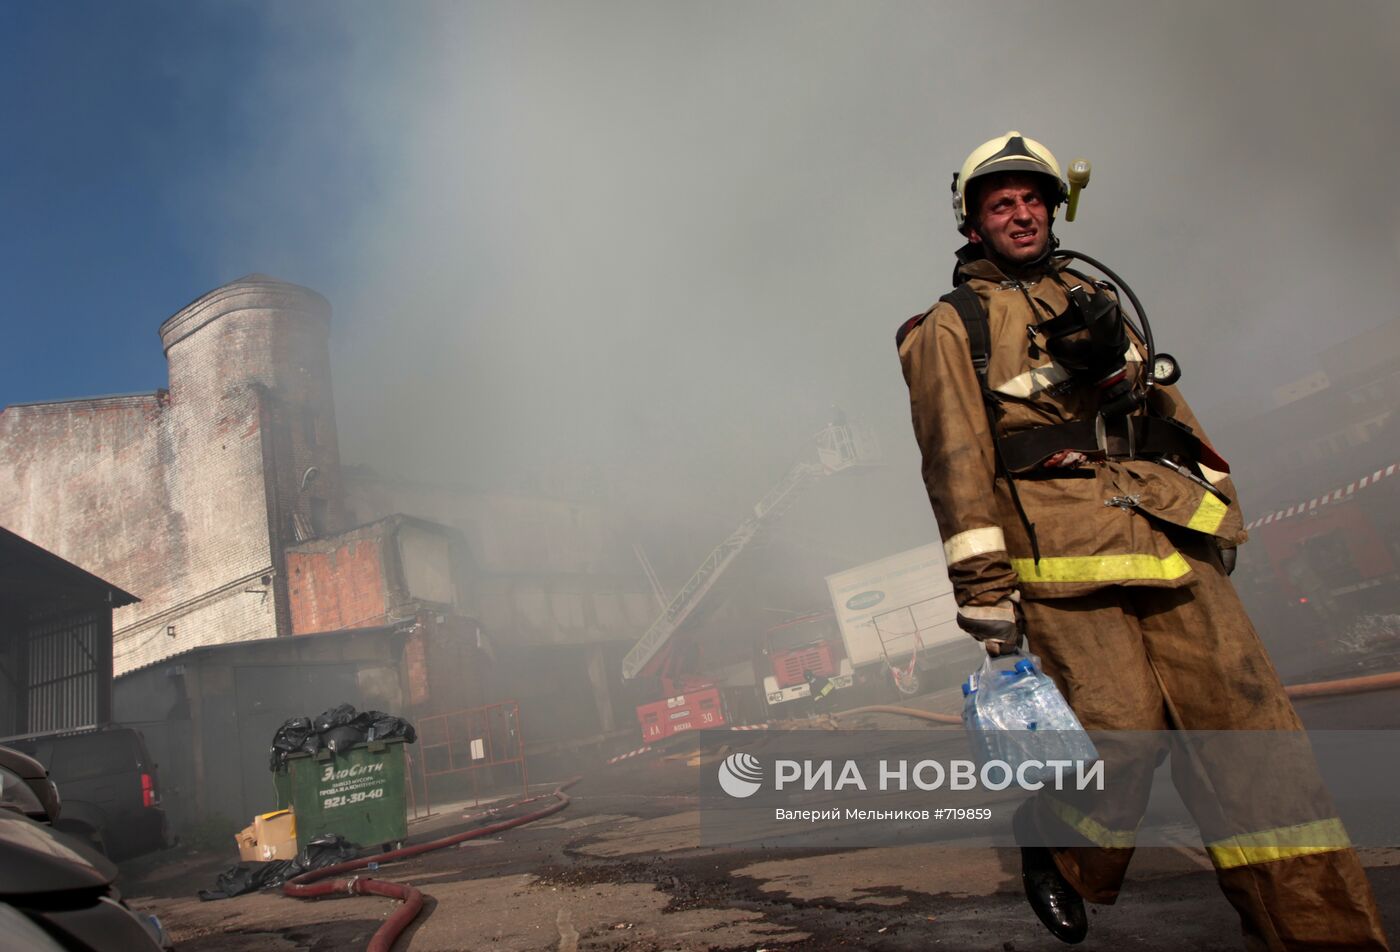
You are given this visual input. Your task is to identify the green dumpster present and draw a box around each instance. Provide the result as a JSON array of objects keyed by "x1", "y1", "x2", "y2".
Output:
[{"x1": 274, "y1": 738, "x2": 408, "y2": 852}]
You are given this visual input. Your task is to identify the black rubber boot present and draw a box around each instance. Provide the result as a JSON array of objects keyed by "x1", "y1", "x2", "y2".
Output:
[{"x1": 1013, "y1": 800, "x2": 1088, "y2": 944}]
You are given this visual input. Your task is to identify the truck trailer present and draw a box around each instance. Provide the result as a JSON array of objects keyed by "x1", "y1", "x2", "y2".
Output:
[{"x1": 824, "y1": 543, "x2": 974, "y2": 698}]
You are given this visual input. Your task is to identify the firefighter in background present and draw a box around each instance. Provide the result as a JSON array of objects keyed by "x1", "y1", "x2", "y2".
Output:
[
  {"x1": 897, "y1": 131, "x2": 1389, "y2": 948},
  {"x1": 803, "y1": 668, "x2": 836, "y2": 705}
]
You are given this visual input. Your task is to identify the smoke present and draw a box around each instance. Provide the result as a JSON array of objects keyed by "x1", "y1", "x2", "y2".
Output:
[{"x1": 203, "y1": 1, "x2": 1400, "y2": 556}]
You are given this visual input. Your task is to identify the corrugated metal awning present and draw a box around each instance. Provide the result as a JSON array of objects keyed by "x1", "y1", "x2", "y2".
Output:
[{"x1": 0, "y1": 526, "x2": 138, "y2": 610}]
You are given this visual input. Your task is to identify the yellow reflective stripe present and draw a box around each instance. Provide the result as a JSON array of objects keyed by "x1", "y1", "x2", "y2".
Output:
[
  {"x1": 1046, "y1": 797, "x2": 1137, "y2": 849},
  {"x1": 1011, "y1": 551, "x2": 1191, "y2": 584},
  {"x1": 1186, "y1": 492, "x2": 1227, "y2": 534},
  {"x1": 1207, "y1": 818, "x2": 1351, "y2": 871}
]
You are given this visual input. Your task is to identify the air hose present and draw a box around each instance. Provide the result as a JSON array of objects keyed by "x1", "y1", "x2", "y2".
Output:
[
  {"x1": 282, "y1": 776, "x2": 581, "y2": 952},
  {"x1": 1054, "y1": 248, "x2": 1154, "y2": 385}
]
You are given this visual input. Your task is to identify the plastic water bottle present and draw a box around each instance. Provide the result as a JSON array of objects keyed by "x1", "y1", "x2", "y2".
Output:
[
  {"x1": 962, "y1": 677, "x2": 992, "y2": 765},
  {"x1": 999, "y1": 658, "x2": 1097, "y2": 776},
  {"x1": 986, "y1": 662, "x2": 1038, "y2": 772},
  {"x1": 968, "y1": 656, "x2": 1097, "y2": 783}
]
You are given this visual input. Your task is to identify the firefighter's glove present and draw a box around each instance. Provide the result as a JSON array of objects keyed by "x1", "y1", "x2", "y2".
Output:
[
  {"x1": 1220, "y1": 546, "x2": 1238, "y2": 576},
  {"x1": 957, "y1": 595, "x2": 1024, "y2": 657}
]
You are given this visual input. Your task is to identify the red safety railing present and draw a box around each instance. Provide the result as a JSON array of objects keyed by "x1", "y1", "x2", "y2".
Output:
[
  {"x1": 403, "y1": 748, "x2": 432, "y2": 820},
  {"x1": 417, "y1": 701, "x2": 527, "y2": 806}
]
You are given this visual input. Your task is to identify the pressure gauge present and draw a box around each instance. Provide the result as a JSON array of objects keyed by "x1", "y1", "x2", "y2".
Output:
[{"x1": 1151, "y1": 353, "x2": 1181, "y2": 386}]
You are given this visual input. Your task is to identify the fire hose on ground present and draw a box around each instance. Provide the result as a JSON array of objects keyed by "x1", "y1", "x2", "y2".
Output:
[{"x1": 282, "y1": 776, "x2": 581, "y2": 952}]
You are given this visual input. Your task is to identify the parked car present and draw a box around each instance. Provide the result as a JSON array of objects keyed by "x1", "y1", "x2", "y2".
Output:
[
  {"x1": 0, "y1": 804, "x2": 166, "y2": 950},
  {"x1": 0, "y1": 744, "x2": 167, "y2": 950},
  {"x1": 0, "y1": 745, "x2": 61, "y2": 823},
  {"x1": 6, "y1": 728, "x2": 171, "y2": 860}
]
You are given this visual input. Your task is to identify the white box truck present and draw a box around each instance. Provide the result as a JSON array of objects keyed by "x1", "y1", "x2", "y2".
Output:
[{"x1": 825, "y1": 543, "x2": 975, "y2": 697}]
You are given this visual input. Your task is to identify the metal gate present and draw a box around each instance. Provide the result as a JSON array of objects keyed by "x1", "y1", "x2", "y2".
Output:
[
  {"x1": 417, "y1": 701, "x2": 527, "y2": 805},
  {"x1": 12, "y1": 607, "x2": 109, "y2": 737}
]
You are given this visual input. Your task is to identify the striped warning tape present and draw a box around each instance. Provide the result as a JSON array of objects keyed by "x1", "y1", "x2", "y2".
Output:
[
  {"x1": 606, "y1": 745, "x2": 653, "y2": 765},
  {"x1": 1246, "y1": 462, "x2": 1399, "y2": 531}
]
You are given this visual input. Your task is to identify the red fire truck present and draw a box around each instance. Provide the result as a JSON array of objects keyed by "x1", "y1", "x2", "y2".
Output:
[{"x1": 758, "y1": 612, "x2": 853, "y2": 713}]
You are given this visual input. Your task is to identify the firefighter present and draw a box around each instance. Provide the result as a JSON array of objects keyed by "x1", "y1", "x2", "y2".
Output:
[
  {"x1": 804, "y1": 668, "x2": 836, "y2": 705},
  {"x1": 897, "y1": 131, "x2": 1389, "y2": 949}
]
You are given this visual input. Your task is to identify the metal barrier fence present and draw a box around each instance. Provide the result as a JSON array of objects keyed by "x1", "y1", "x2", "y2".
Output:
[{"x1": 417, "y1": 701, "x2": 527, "y2": 806}]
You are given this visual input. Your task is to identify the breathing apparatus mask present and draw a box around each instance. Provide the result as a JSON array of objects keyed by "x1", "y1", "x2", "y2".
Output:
[
  {"x1": 951, "y1": 133, "x2": 1181, "y2": 415},
  {"x1": 1039, "y1": 284, "x2": 1137, "y2": 418}
]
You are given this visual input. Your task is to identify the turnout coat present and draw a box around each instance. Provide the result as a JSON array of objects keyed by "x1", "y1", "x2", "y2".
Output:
[{"x1": 898, "y1": 255, "x2": 1246, "y2": 609}]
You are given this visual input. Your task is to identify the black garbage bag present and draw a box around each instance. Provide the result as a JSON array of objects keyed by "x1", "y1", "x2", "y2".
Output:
[
  {"x1": 197, "y1": 859, "x2": 302, "y2": 901},
  {"x1": 322, "y1": 724, "x2": 367, "y2": 755},
  {"x1": 350, "y1": 710, "x2": 418, "y2": 745},
  {"x1": 198, "y1": 836, "x2": 365, "y2": 901},
  {"x1": 269, "y1": 716, "x2": 319, "y2": 771},
  {"x1": 312, "y1": 703, "x2": 358, "y2": 733},
  {"x1": 300, "y1": 833, "x2": 361, "y2": 870},
  {"x1": 269, "y1": 704, "x2": 418, "y2": 771}
]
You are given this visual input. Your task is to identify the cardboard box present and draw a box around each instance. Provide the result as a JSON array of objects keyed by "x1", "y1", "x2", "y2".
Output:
[
  {"x1": 234, "y1": 809, "x2": 299, "y2": 863},
  {"x1": 234, "y1": 824, "x2": 259, "y2": 863},
  {"x1": 248, "y1": 809, "x2": 298, "y2": 862}
]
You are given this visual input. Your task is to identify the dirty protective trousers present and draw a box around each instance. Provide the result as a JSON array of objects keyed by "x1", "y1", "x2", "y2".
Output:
[{"x1": 1019, "y1": 530, "x2": 1389, "y2": 951}]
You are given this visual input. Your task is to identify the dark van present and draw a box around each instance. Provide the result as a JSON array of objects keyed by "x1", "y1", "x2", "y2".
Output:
[{"x1": 8, "y1": 727, "x2": 171, "y2": 860}]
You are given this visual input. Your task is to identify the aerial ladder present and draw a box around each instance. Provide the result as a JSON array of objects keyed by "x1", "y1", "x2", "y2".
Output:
[{"x1": 622, "y1": 419, "x2": 879, "y2": 742}]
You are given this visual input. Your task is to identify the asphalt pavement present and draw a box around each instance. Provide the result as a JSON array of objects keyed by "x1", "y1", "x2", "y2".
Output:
[{"x1": 120, "y1": 714, "x2": 1400, "y2": 951}]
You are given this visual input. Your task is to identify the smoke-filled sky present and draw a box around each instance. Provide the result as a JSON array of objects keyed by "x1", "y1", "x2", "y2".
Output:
[{"x1": 4, "y1": 1, "x2": 1399, "y2": 537}]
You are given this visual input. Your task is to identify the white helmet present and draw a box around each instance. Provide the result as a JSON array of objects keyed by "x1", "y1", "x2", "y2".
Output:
[{"x1": 952, "y1": 131, "x2": 1068, "y2": 234}]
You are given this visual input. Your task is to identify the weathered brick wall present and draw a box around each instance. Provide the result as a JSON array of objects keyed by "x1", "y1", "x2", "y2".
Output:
[
  {"x1": 0, "y1": 394, "x2": 175, "y2": 608},
  {"x1": 0, "y1": 275, "x2": 345, "y2": 674},
  {"x1": 285, "y1": 516, "x2": 461, "y2": 636},
  {"x1": 286, "y1": 535, "x2": 390, "y2": 634}
]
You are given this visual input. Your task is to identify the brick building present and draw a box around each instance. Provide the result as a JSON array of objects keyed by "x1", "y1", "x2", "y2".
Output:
[
  {"x1": 0, "y1": 275, "x2": 347, "y2": 673},
  {"x1": 0, "y1": 273, "x2": 849, "y2": 758},
  {"x1": 0, "y1": 275, "x2": 654, "y2": 748}
]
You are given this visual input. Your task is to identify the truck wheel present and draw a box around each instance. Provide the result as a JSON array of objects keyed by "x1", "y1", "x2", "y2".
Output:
[{"x1": 892, "y1": 669, "x2": 921, "y2": 697}]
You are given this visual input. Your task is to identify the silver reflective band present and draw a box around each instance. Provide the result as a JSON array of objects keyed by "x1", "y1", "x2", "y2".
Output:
[{"x1": 944, "y1": 526, "x2": 1006, "y2": 564}]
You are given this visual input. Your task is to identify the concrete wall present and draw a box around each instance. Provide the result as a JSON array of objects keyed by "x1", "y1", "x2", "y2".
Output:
[
  {"x1": 399, "y1": 522, "x2": 455, "y2": 606},
  {"x1": 284, "y1": 517, "x2": 487, "y2": 719},
  {"x1": 0, "y1": 275, "x2": 345, "y2": 673},
  {"x1": 492, "y1": 641, "x2": 633, "y2": 748},
  {"x1": 342, "y1": 474, "x2": 656, "y2": 646},
  {"x1": 114, "y1": 627, "x2": 409, "y2": 835},
  {"x1": 285, "y1": 515, "x2": 461, "y2": 636}
]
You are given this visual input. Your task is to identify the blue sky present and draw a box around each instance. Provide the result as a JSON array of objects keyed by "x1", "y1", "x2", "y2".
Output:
[{"x1": 1, "y1": 1, "x2": 394, "y2": 404}]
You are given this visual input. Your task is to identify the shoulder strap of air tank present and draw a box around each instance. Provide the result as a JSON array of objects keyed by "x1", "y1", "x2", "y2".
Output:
[
  {"x1": 939, "y1": 284, "x2": 990, "y2": 382},
  {"x1": 941, "y1": 285, "x2": 1040, "y2": 561}
]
